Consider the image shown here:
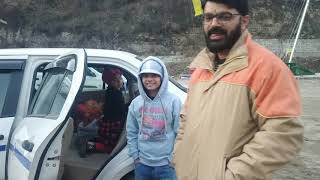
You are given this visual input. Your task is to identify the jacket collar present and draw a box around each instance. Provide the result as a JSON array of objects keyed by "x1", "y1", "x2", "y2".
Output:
[{"x1": 190, "y1": 30, "x2": 251, "y2": 90}]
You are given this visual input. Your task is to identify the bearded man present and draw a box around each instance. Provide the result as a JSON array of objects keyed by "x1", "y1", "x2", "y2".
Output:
[{"x1": 173, "y1": 0, "x2": 304, "y2": 180}]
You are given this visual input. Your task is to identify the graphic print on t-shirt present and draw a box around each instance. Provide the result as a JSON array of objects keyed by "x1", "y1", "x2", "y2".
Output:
[{"x1": 140, "y1": 105, "x2": 167, "y2": 141}]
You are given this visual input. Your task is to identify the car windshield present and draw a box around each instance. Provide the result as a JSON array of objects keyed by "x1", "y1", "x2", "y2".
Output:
[{"x1": 169, "y1": 77, "x2": 187, "y2": 92}]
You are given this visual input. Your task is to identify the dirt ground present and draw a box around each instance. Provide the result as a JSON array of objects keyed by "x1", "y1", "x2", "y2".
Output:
[
  {"x1": 273, "y1": 78, "x2": 320, "y2": 180},
  {"x1": 178, "y1": 78, "x2": 320, "y2": 179}
]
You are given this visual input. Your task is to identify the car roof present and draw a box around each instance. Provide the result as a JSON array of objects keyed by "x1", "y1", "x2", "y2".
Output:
[
  {"x1": 0, "y1": 48, "x2": 143, "y2": 70},
  {"x1": 0, "y1": 48, "x2": 141, "y2": 61}
]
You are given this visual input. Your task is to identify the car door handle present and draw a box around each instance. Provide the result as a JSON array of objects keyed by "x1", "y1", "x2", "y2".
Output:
[
  {"x1": 0, "y1": 135, "x2": 4, "y2": 140},
  {"x1": 22, "y1": 140, "x2": 34, "y2": 152}
]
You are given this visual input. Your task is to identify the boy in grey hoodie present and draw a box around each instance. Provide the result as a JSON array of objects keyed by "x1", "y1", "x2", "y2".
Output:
[{"x1": 126, "y1": 56, "x2": 182, "y2": 180}]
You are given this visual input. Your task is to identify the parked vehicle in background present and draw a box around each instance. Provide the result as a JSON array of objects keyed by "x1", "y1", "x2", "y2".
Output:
[
  {"x1": 35, "y1": 66, "x2": 124, "y2": 92},
  {"x1": 0, "y1": 48, "x2": 186, "y2": 180}
]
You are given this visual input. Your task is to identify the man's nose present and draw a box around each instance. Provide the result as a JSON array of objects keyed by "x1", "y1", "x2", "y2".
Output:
[{"x1": 208, "y1": 17, "x2": 221, "y2": 27}]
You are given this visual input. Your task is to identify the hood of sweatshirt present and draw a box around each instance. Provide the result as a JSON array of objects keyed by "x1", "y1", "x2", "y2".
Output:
[{"x1": 137, "y1": 56, "x2": 169, "y2": 101}]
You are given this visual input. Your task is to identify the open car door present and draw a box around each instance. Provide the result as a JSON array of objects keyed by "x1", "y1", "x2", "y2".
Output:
[{"x1": 7, "y1": 49, "x2": 86, "y2": 180}]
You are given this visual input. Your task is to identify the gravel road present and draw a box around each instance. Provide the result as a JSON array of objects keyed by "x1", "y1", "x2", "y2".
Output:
[{"x1": 274, "y1": 78, "x2": 320, "y2": 180}]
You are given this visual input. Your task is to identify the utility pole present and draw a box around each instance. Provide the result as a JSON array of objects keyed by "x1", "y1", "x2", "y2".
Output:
[{"x1": 288, "y1": 0, "x2": 310, "y2": 63}]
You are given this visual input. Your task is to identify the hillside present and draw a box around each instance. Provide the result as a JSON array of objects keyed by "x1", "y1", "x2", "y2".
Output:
[{"x1": 1, "y1": 0, "x2": 320, "y2": 72}]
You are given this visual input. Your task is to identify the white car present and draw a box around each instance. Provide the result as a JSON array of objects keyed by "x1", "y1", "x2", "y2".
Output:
[{"x1": 0, "y1": 49, "x2": 186, "y2": 180}]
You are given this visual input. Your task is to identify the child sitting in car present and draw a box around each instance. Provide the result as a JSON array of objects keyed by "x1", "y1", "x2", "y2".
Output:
[
  {"x1": 76, "y1": 100, "x2": 102, "y2": 136},
  {"x1": 78, "y1": 68, "x2": 126, "y2": 157},
  {"x1": 75, "y1": 99, "x2": 102, "y2": 157}
]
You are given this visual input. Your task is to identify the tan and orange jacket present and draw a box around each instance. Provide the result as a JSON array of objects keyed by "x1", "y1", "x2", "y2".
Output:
[{"x1": 173, "y1": 31, "x2": 304, "y2": 180}]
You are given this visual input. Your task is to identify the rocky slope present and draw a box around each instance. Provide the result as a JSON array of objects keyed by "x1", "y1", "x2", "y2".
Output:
[
  {"x1": 1, "y1": 0, "x2": 320, "y2": 73},
  {"x1": 0, "y1": 1, "x2": 319, "y2": 47}
]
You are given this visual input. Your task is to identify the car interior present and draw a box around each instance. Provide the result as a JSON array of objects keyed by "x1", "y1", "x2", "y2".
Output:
[{"x1": 32, "y1": 63, "x2": 139, "y2": 180}]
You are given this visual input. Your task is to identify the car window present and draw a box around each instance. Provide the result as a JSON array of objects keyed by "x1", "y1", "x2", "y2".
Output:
[
  {"x1": 0, "y1": 69, "x2": 23, "y2": 117},
  {"x1": 27, "y1": 63, "x2": 49, "y2": 111},
  {"x1": 0, "y1": 72, "x2": 11, "y2": 115},
  {"x1": 86, "y1": 67, "x2": 96, "y2": 77},
  {"x1": 169, "y1": 76, "x2": 187, "y2": 92},
  {"x1": 34, "y1": 64, "x2": 47, "y2": 91},
  {"x1": 49, "y1": 73, "x2": 73, "y2": 115},
  {"x1": 82, "y1": 67, "x2": 103, "y2": 92},
  {"x1": 29, "y1": 68, "x2": 73, "y2": 117},
  {"x1": 35, "y1": 72, "x2": 43, "y2": 90}
]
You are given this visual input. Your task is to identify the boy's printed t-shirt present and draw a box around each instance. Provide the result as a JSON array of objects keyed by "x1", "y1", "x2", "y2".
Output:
[{"x1": 140, "y1": 105, "x2": 167, "y2": 141}]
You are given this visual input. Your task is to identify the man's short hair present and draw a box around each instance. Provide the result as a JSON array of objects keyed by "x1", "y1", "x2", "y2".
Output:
[{"x1": 201, "y1": 0, "x2": 249, "y2": 16}]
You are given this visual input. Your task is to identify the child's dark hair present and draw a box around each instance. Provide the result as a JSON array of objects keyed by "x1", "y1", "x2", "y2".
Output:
[{"x1": 201, "y1": 0, "x2": 249, "y2": 16}]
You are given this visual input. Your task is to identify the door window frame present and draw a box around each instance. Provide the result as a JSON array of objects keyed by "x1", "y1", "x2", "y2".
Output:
[
  {"x1": 0, "y1": 60, "x2": 25, "y2": 117},
  {"x1": 28, "y1": 55, "x2": 77, "y2": 118}
]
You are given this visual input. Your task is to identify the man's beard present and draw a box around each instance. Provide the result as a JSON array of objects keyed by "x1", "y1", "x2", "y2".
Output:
[{"x1": 204, "y1": 22, "x2": 242, "y2": 53}]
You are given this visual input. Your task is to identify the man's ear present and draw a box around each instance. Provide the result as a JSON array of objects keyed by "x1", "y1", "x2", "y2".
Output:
[{"x1": 241, "y1": 15, "x2": 249, "y2": 31}]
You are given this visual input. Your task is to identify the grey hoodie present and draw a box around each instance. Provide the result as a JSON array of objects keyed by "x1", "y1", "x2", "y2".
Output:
[{"x1": 126, "y1": 56, "x2": 182, "y2": 166}]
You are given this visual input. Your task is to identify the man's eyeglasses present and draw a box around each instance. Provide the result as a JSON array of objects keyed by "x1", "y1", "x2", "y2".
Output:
[{"x1": 203, "y1": 12, "x2": 241, "y2": 24}]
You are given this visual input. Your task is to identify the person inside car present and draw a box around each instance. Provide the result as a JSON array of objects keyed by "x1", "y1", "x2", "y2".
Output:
[
  {"x1": 78, "y1": 68, "x2": 126, "y2": 157},
  {"x1": 75, "y1": 100, "x2": 102, "y2": 139}
]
